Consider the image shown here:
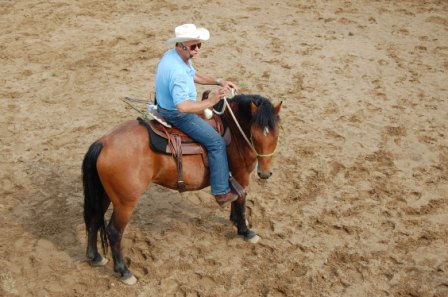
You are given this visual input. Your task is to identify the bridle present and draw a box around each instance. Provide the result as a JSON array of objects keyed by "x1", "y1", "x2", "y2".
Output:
[{"x1": 213, "y1": 91, "x2": 277, "y2": 158}]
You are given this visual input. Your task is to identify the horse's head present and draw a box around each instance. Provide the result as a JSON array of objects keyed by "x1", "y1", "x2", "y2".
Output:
[
  {"x1": 249, "y1": 99, "x2": 282, "y2": 179},
  {"x1": 224, "y1": 94, "x2": 282, "y2": 179}
]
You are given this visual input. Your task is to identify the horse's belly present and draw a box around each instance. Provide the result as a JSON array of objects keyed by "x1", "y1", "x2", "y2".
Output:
[{"x1": 153, "y1": 154, "x2": 210, "y2": 191}]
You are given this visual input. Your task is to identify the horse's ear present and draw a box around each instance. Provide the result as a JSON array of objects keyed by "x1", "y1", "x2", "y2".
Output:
[
  {"x1": 274, "y1": 101, "x2": 283, "y2": 115},
  {"x1": 250, "y1": 102, "x2": 258, "y2": 116}
]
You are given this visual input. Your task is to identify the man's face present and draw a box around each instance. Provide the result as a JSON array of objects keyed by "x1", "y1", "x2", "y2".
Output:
[{"x1": 182, "y1": 40, "x2": 202, "y2": 59}]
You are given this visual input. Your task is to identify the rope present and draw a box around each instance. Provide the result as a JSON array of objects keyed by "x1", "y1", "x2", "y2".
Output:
[
  {"x1": 123, "y1": 96, "x2": 152, "y2": 104},
  {"x1": 212, "y1": 88, "x2": 235, "y2": 115},
  {"x1": 120, "y1": 97, "x2": 148, "y2": 117}
]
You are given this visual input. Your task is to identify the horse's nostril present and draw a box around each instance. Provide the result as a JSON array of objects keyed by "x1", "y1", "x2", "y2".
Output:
[{"x1": 258, "y1": 172, "x2": 272, "y2": 179}]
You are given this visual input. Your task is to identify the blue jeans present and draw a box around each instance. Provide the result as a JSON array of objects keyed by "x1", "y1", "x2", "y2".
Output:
[{"x1": 157, "y1": 109, "x2": 230, "y2": 195}]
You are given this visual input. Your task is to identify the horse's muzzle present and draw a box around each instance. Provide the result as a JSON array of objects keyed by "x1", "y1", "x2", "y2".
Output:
[{"x1": 258, "y1": 171, "x2": 272, "y2": 179}]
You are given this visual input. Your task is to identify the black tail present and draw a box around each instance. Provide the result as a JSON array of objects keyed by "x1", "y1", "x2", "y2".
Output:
[{"x1": 82, "y1": 141, "x2": 108, "y2": 254}]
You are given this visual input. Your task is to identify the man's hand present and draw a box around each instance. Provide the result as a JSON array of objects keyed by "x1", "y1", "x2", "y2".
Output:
[
  {"x1": 218, "y1": 80, "x2": 240, "y2": 93},
  {"x1": 208, "y1": 87, "x2": 227, "y2": 105}
]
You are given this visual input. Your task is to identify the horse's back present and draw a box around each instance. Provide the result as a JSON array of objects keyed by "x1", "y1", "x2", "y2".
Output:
[{"x1": 99, "y1": 119, "x2": 148, "y2": 164}]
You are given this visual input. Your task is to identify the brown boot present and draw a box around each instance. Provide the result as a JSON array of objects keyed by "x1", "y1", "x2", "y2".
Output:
[{"x1": 214, "y1": 190, "x2": 238, "y2": 206}]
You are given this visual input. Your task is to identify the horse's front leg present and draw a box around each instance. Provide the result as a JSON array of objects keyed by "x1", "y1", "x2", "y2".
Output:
[{"x1": 230, "y1": 197, "x2": 260, "y2": 243}]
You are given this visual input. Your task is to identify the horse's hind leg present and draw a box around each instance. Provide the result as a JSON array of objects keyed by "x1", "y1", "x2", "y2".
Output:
[
  {"x1": 86, "y1": 197, "x2": 110, "y2": 266},
  {"x1": 106, "y1": 205, "x2": 138, "y2": 285},
  {"x1": 230, "y1": 198, "x2": 260, "y2": 243}
]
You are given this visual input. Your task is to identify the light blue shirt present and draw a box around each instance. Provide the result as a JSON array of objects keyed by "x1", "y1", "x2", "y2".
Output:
[{"x1": 155, "y1": 49, "x2": 197, "y2": 110}]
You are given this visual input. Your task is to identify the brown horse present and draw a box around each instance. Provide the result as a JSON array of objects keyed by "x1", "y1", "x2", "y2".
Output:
[{"x1": 82, "y1": 94, "x2": 282, "y2": 285}]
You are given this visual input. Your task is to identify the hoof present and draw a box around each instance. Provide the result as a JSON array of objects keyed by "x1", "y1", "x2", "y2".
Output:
[
  {"x1": 243, "y1": 230, "x2": 261, "y2": 244},
  {"x1": 121, "y1": 274, "x2": 138, "y2": 286},
  {"x1": 91, "y1": 256, "x2": 108, "y2": 266},
  {"x1": 247, "y1": 234, "x2": 261, "y2": 244}
]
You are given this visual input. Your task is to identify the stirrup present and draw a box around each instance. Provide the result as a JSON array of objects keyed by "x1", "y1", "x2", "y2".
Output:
[{"x1": 229, "y1": 176, "x2": 247, "y2": 198}]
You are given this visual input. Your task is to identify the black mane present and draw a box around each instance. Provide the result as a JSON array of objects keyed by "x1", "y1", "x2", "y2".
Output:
[{"x1": 232, "y1": 94, "x2": 279, "y2": 129}]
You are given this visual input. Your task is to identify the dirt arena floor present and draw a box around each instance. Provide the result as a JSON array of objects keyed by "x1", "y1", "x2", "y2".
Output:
[{"x1": 1, "y1": 1, "x2": 447, "y2": 296}]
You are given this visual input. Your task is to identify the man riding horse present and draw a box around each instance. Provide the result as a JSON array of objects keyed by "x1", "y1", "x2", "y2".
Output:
[{"x1": 155, "y1": 23, "x2": 241, "y2": 206}]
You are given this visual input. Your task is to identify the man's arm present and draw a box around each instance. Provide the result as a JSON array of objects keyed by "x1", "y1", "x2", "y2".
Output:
[
  {"x1": 194, "y1": 73, "x2": 240, "y2": 91},
  {"x1": 194, "y1": 73, "x2": 221, "y2": 86},
  {"x1": 176, "y1": 88, "x2": 226, "y2": 113}
]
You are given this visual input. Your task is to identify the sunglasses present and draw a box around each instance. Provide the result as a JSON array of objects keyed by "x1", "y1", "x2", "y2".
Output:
[{"x1": 186, "y1": 43, "x2": 202, "y2": 51}]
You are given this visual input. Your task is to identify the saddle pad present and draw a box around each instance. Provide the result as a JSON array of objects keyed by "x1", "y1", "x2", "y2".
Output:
[{"x1": 148, "y1": 124, "x2": 170, "y2": 154}]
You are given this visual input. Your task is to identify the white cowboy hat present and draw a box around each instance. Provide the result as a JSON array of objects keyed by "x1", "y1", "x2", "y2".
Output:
[{"x1": 166, "y1": 24, "x2": 210, "y2": 46}]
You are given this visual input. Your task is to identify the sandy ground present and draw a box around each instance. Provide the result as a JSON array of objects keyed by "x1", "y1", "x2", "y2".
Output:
[{"x1": 1, "y1": 0, "x2": 448, "y2": 296}]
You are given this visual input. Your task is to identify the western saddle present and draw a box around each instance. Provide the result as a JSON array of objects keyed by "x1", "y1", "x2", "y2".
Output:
[{"x1": 138, "y1": 107, "x2": 228, "y2": 192}]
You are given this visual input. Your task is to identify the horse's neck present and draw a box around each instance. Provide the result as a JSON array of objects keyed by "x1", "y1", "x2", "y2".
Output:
[{"x1": 225, "y1": 113, "x2": 255, "y2": 161}]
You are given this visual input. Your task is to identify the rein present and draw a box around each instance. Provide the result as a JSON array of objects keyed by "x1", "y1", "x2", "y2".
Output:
[{"x1": 215, "y1": 90, "x2": 277, "y2": 158}]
